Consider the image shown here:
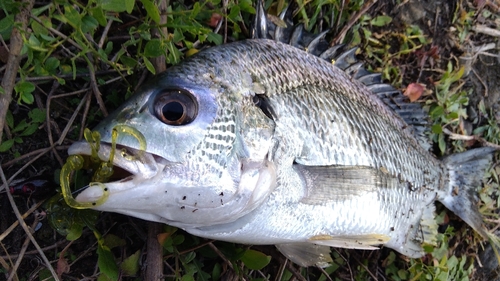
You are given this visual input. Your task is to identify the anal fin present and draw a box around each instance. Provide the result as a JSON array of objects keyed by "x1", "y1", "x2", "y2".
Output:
[{"x1": 309, "y1": 233, "x2": 390, "y2": 250}]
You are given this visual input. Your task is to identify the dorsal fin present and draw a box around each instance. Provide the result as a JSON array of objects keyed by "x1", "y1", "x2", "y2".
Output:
[{"x1": 251, "y1": 0, "x2": 431, "y2": 150}]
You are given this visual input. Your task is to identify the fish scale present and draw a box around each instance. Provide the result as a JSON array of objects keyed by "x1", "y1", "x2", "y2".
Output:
[{"x1": 65, "y1": 1, "x2": 498, "y2": 268}]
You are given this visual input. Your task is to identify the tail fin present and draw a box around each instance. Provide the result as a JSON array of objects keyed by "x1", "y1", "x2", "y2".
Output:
[{"x1": 438, "y1": 147, "x2": 497, "y2": 238}]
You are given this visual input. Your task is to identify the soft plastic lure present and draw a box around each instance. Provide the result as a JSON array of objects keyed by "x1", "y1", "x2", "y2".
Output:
[{"x1": 61, "y1": 125, "x2": 146, "y2": 209}]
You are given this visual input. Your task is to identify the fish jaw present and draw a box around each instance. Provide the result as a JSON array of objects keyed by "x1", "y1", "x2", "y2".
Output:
[{"x1": 67, "y1": 141, "x2": 278, "y2": 228}]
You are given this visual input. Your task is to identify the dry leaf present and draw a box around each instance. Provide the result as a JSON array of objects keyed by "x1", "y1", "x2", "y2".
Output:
[
  {"x1": 56, "y1": 256, "x2": 70, "y2": 278},
  {"x1": 209, "y1": 13, "x2": 222, "y2": 28},
  {"x1": 403, "y1": 83, "x2": 425, "y2": 102}
]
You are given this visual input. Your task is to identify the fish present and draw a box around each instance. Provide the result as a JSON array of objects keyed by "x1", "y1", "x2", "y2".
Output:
[{"x1": 65, "y1": 1, "x2": 497, "y2": 267}]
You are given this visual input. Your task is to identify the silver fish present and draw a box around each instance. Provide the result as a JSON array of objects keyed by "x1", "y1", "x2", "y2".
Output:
[{"x1": 66, "y1": 3, "x2": 496, "y2": 267}]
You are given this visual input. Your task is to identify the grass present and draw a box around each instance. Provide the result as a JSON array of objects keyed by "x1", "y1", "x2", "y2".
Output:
[{"x1": 0, "y1": 0, "x2": 499, "y2": 280}]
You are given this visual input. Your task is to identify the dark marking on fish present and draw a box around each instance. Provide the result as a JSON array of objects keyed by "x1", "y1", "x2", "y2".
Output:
[
  {"x1": 192, "y1": 209, "x2": 198, "y2": 213},
  {"x1": 219, "y1": 192, "x2": 224, "y2": 196},
  {"x1": 407, "y1": 182, "x2": 417, "y2": 192},
  {"x1": 180, "y1": 206, "x2": 185, "y2": 210},
  {"x1": 254, "y1": 94, "x2": 277, "y2": 120},
  {"x1": 390, "y1": 227, "x2": 395, "y2": 231},
  {"x1": 182, "y1": 196, "x2": 187, "y2": 200}
]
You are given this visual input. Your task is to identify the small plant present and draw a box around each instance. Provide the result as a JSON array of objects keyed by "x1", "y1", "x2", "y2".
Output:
[
  {"x1": 0, "y1": 108, "x2": 46, "y2": 156},
  {"x1": 426, "y1": 62, "x2": 469, "y2": 154}
]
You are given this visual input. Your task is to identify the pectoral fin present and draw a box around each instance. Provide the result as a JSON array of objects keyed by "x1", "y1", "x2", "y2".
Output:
[{"x1": 294, "y1": 165, "x2": 398, "y2": 205}]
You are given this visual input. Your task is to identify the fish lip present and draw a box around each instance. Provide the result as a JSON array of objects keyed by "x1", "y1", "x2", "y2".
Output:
[{"x1": 67, "y1": 141, "x2": 160, "y2": 180}]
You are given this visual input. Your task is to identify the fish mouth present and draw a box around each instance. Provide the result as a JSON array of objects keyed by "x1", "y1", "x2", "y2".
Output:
[{"x1": 67, "y1": 141, "x2": 161, "y2": 204}]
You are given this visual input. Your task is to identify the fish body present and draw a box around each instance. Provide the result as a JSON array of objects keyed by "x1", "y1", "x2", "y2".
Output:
[{"x1": 67, "y1": 5, "x2": 496, "y2": 267}]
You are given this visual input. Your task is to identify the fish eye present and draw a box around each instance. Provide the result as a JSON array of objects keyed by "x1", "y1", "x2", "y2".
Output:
[{"x1": 154, "y1": 90, "x2": 198, "y2": 125}]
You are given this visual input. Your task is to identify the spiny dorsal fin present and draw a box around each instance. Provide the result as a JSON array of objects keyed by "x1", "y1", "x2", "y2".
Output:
[{"x1": 251, "y1": 0, "x2": 431, "y2": 150}]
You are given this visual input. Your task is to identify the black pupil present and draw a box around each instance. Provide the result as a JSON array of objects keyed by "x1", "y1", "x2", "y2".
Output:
[{"x1": 162, "y1": 101, "x2": 184, "y2": 121}]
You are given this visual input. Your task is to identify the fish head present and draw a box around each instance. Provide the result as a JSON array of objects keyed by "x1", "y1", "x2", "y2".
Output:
[{"x1": 68, "y1": 50, "x2": 277, "y2": 227}]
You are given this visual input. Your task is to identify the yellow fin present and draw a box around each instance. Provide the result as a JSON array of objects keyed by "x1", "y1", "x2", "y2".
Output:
[{"x1": 308, "y1": 234, "x2": 390, "y2": 250}]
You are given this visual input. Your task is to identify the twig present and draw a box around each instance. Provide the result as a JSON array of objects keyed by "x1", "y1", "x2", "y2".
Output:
[
  {"x1": 79, "y1": 88, "x2": 93, "y2": 140},
  {"x1": 144, "y1": 2, "x2": 169, "y2": 280},
  {"x1": 85, "y1": 54, "x2": 108, "y2": 116},
  {"x1": 0, "y1": 0, "x2": 35, "y2": 143},
  {"x1": 330, "y1": 0, "x2": 378, "y2": 45},
  {"x1": 7, "y1": 215, "x2": 41, "y2": 281},
  {"x1": 472, "y1": 24, "x2": 500, "y2": 37},
  {"x1": 317, "y1": 266, "x2": 333, "y2": 281},
  {"x1": 0, "y1": 239, "x2": 69, "y2": 260},
  {"x1": 56, "y1": 92, "x2": 91, "y2": 145},
  {"x1": 207, "y1": 242, "x2": 251, "y2": 281},
  {"x1": 442, "y1": 128, "x2": 500, "y2": 149},
  {"x1": 30, "y1": 15, "x2": 83, "y2": 51},
  {"x1": 44, "y1": 81, "x2": 65, "y2": 166},
  {"x1": 471, "y1": 68, "x2": 488, "y2": 97},
  {"x1": 150, "y1": 0, "x2": 169, "y2": 73},
  {"x1": 352, "y1": 253, "x2": 377, "y2": 281},
  {"x1": 0, "y1": 201, "x2": 44, "y2": 242},
  {"x1": 0, "y1": 167, "x2": 59, "y2": 281},
  {"x1": 98, "y1": 19, "x2": 114, "y2": 49},
  {"x1": 1, "y1": 145, "x2": 69, "y2": 168},
  {"x1": 145, "y1": 222, "x2": 164, "y2": 281}
]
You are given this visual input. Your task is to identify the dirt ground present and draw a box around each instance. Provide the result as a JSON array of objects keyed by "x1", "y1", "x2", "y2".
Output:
[{"x1": 1, "y1": 0, "x2": 500, "y2": 280}]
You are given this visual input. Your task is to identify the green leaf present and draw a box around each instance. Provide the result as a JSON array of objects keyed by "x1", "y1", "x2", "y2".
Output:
[
  {"x1": 90, "y1": 6, "x2": 107, "y2": 26},
  {"x1": 430, "y1": 105, "x2": 444, "y2": 119},
  {"x1": 100, "y1": 0, "x2": 129, "y2": 12},
  {"x1": 143, "y1": 56, "x2": 155, "y2": 74},
  {"x1": 31, "y1": 20, "x2": 48, "y2": 37},
  {"x1": 212, "y1": 263, "x2": 221, "y2": 280},
  {"x1": 120, "y1": 250, "x2": 140, "y2": 276},
  {"x1": 166, "y1": 41, "x2": 182, "y2": 64},
  {"x1": 20, "y1": 123, "x2": 38, "y2": 137},
  {"x1": 125, "y1": 0, "x2": 135, "y2": 13},
  {"x1": 431, "y1": 124, "x2": 442, "y2": 134},
  {"x1": 181, "y1": 275, "x2": 195, "y2": 281},
  {"x1": 28, "y1": 108, "x2": 47, "y2": 123},
  {"x1": 12, "y1": 119, "x2": 29, "y2": 133},
  {"x1": 141, "y1": 0, "x2": 160, "y2": 24},
  {"x1": 0, "y1": 14, "x2": 14, "y2": 40},
  {"x1": 6, "y1": 110, "x2": 14, "y2": 129},
  {"x1": 64, "y1": 4, "x2": 81, "y2": 28},
  {"x1": 207, "y1": 32, "x2": 222, "y2": 45},
  {"x1": 20, "y1": 92, "x2": 35, "y2": 104},
  {"x1": 45, "y1": 57, "x2": 60, "y2": 72},
  {"x1": 120, "y1": 56, "x2": 137, "y2": 68},
  {"x1": 438, "y1": 133, "x2": 446, "y2": 154},
  {"x1": 371, "y1": 15, "x2": 392, "y2": 26},
  {"x1": 228, "y1": 5, "x2": 240, "y2": 21},
  {"x1": 81, "y1": 15, "x2": 99, "y2": 33},
  {"x1": 97, "y1": 245, "x2": 119, "y2": 281},
  {"x1": 0, "y1": 139, "x2": 14, "y2": 152},
  {"x1": 103, "y1": 234, "x2": 126, "y2": 249},
  {"x1": 239, "y1": 249, "x2": 271, "y2": 270},
  {"x1": 66, "y1": 223, "x2": 84, "y2": 241},
  {"x1": 15, "y1": 81, "x2": 35, "y2": 95},
  {"x1": 144, "y1": 39, "x2": 164, "y2": 57}
]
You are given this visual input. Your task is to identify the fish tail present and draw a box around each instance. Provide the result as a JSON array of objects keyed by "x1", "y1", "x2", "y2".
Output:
[{"x1": 438, "y1": 147, "x2": 497, "y2": 238}]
